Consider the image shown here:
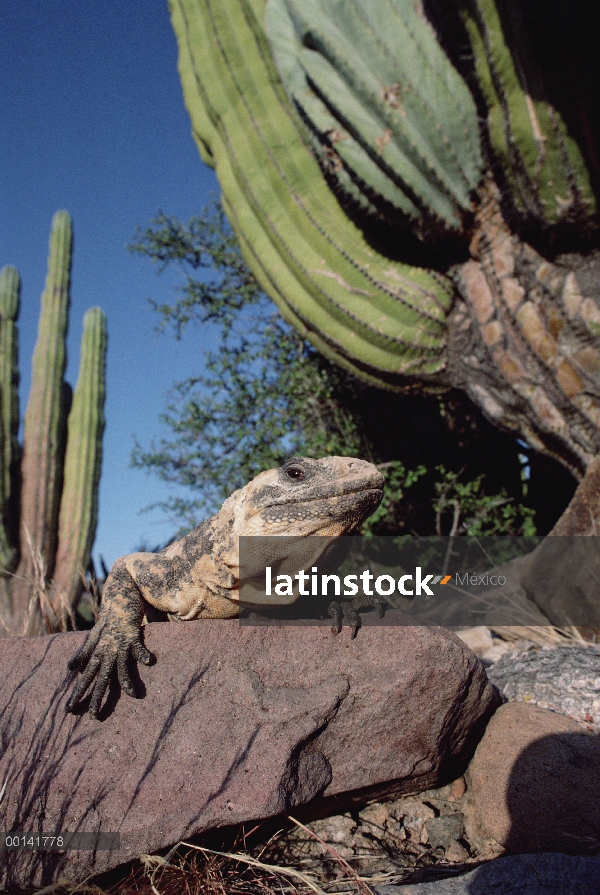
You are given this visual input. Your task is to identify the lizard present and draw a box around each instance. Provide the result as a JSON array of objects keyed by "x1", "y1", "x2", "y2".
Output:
[{"x1": 66, "y1": 456, "x2": 385, "y2": 718}]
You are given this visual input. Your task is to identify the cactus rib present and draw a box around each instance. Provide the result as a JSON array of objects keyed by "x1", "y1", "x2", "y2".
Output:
[
  {"x1": 265, "y1": 0, "x2": 483, "y2": 235},
  {"x1": 457, "y1": 0, "x2": 595, "y2": 227}
]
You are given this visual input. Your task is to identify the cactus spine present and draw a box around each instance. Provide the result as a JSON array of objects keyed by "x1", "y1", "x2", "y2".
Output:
[{"x1": 0, "y1": 213, "x2": 107, "y2": 635}]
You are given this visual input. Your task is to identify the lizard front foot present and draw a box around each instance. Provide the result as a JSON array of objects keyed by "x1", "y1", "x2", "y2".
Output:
[
  {"x1": 66, "y1": 617, "x2": 154, "y2": 719},
  {"x1": 66, "y1": 563, "x2": 154, "y2": 719},
  {"x1": 328, "y1": 594, "x2": 387, "y2": 638}
]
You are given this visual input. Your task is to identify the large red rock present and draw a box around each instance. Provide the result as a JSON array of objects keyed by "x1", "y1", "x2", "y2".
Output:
[{"x1": 0, "y1": 612, "x2": 499, "y2": 888}]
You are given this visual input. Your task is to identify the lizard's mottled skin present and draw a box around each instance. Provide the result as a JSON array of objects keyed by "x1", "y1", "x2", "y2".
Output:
[{"x1": 66, "y1": 457, "x2": 384, "y2": 718}]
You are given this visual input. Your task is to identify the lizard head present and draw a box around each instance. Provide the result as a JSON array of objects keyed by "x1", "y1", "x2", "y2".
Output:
[{"x1": 223, "y1": 456, "x2": 384, "y2": 538}]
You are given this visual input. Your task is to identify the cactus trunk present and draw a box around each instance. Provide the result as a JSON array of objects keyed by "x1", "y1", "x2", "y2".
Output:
[
  {"x1": 265, "y1": 0, "x2": 483, "y2": 237},
  {"x1": 18, "y1": 211, "x2": 71, "y2": 594},
  {"x1": 455, "y1": 0, "x2": 595, "y2": 229},
  {"x1": 169, "y1": 0, "x2": 454, "y2": 387},
  {"x1": 449, "y1": 178, "x2": 600, "y2": 478}
]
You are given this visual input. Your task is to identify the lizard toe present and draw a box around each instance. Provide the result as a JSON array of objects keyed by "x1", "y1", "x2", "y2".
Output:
[
  {"x1": 88, "y1": 660, "x2": 115, "y2": 719},
  {"x1": 67, "y1": 625, "x2": 102, "y2": 672},
  {"x1": 342, "y1": 603, "x2": 361, "y2": 638},
  {"x1": 117, "y1": 650, "x2": 136, "y2": 698},
  {"x1": 65, "y1": 654, "x2": 102, "y2": 712},
  {"x1": 328, "y1": 600, "x2": 343, "y2": 634}
]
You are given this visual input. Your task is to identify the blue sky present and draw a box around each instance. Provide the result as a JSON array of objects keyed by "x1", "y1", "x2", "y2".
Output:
[{"x1": 1, "y1": 3, "x2": 221, "y2": 569}]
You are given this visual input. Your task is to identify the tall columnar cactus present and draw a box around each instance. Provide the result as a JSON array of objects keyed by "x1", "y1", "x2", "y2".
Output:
[
  {"x1": 169, "y1": 0, "x2": 600, "y2": 480},
  {"x1": 19, "y1": 210, "x2": 72, "y2": 583},
  {"x1": 0, "y1": 266, "x2": 20, "y2": 574},
  {"x1": 0, "y1": 212, "x2": 107, "y2": 635},
  {"x1": 53, "y1": 307, "x2": 106, "y2": 609}
]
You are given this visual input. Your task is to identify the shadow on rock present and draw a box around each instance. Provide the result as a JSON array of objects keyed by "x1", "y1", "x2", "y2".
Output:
[{"x1": 501, "y1": 729, "x2": 600, "y2": 856}]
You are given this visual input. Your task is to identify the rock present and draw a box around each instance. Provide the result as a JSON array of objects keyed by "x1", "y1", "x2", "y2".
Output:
[
  {"x1": 449, "y1": 776, "x2": 466, "y2": 800},
  {"x1": 359, "y1": 803, "x2": 392, "y2": 835},
  {"x1": 425, "y1": 814, "x2": 464, "y2": 850},
  {"x1": 487, "y1": 644, "x2": 600, "y2": 732},
  {"x1": 399, "y1": 799, "x2": 436, "y2": 844},
  {"x1": 443, "y1": 840, "x2": 469, "y2": 862},
  {"x1": 0, "y1": 612, "x2": 499, "y2": 889},
  {"x1": 466, "y1": 702, "x2": 600, "y2": 855},
  {"x1": 373, "y1": 853, "x2": 600, "y2": 894},
  {"x1": 532, "y1": 454, "x2": 600, "y2": 538},
  {"x1": 301, "y1": 815, "x2": 357, "y2": 859}
]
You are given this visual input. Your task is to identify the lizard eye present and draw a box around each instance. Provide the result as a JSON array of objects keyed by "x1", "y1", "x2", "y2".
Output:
[{"x1": 284, "y1": 464, "x2": 305, "y2": 482}]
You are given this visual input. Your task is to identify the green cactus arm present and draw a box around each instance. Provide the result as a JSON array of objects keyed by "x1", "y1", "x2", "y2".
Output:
[
  {"x1": 169, "y1": 0, "x2": 453, "y2": 384},
  {"x1": 53, "y1": 307, "x2": 106, "y2": 608},
  {"x1": 19, "y1": 210, "x2": 71, "y2": 580},
  {"x1": 0, "y1": 266, "x2": 20, "y2": 573},
  {"x1": 266, "y1": 0, "x2": 483, "y2": 234},
  {"x1": 457, "y1": 0, "x2": 595, "y2": 226}
]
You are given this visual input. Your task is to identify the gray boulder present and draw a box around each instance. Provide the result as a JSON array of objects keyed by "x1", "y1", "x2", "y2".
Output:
[
  {"x1": 374, "y1": 853, "x2": 600, "y2": 894},
  {"x1": 487, "y1": 644, "x2": 600, "y2": 732}
]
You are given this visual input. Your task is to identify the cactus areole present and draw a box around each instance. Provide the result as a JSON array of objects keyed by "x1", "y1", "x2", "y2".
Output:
[
  {"x1": 169, "y1": 0, "x2": 600, "y2": 479},
  {"x1": 0, "y1": 213, "x2": 106, "y2": 635}
]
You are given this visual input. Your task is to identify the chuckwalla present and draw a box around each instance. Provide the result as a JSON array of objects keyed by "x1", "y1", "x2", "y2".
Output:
[{"x1": 66, "y1": 456, "x2": 384, "y2": 717}]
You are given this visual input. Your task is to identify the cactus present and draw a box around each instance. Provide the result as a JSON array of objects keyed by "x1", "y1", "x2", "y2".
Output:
[
  {"x1": 19, "y1": 210, "x2": 72, "y2": 582},
  {"x1": 169, "y1": 0, "x2": 600, "y2": 479},
  {"x1": 0, "y1": 267, "x2": 20, "y2": 574},
  {"x1": 0, "y1": 213, "x2": 107, "y2": 635},
  {"x1": 53, "y1": 307, "x2": 106, "y2": 609}
]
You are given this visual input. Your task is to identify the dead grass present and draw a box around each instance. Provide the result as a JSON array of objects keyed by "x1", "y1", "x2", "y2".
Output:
[
  {"x1": 0, "y1": 527, "x2": 100, "y2": 636},
  {"x1": 17, "y1": 821, "x2": 389, "y2": 895},
  {"x1": 489, "y1": 624, "x2": 589, "y2": 647}
]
